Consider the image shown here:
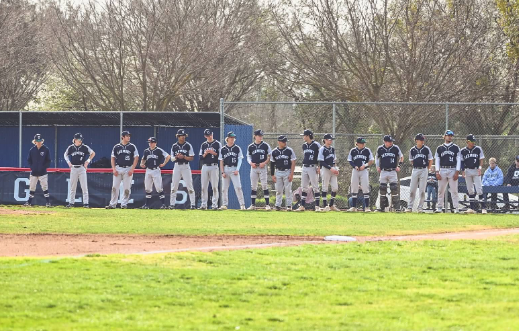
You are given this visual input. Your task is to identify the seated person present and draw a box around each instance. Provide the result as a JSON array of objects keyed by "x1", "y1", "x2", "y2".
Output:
[
  {"x1": 503, "y1": 155, "x2": 519, "y2": 210},
  {"x1": 482, "y1": 157, "x2": 503, "y2": 210}
]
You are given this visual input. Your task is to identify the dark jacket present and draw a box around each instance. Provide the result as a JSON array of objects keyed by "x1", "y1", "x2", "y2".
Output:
[
  {"x1": 27, "y1": 144, "x2": 51, "y2": 176},
  {"x1": 504, "y1": 163, "x2": 519, "y2": 186}
]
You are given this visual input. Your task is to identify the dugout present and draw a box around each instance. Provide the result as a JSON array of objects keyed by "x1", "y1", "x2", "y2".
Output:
[{"x1": 0, "y1": 111, "x2": 253, "y2": 208}]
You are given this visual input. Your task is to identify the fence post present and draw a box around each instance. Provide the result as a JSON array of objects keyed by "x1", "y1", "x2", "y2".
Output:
[
  {"x1": 19, "y1": 110, "x2": 22, "y2": 167},
  {"x1": 332, "y1": 103, "x2": 336, "y2": 146},
  {"x1": 444, "y1": 103, "x2": 449, "y2": 212},
  {"x1": 219, "y1": 98, "x2": 225, "y2": 207},
  {"x1": 120, "y1": 111, "x2": 123, "y2": 134}
]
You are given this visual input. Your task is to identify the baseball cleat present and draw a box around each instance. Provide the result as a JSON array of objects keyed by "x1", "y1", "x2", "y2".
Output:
[
  {"x1": 417, "y1": 209, "x2": 424, "y2": 213},
  {"x1": 330, "y1": 205, "x2": 340, "y2": 212},
  {"x1": 314, "y1": 207, "x2": 321, "y2": 212},
  {"x1": 364, "y1": 208, "x2": 372, "y2": 212},
  {"x1": 434, "y1": 208, "x2": 442, "y2": 213},
  {"x1": 481, "y1": 209, "x2": 487, "y2": 214},
  {"x1": 322, "y1": 206, "x2": 330, "y2": 212},
  {"x1": 190, "y1": 205, "x2": 196, "y2": 210},
  {"x1": 23, "y1": 202, "x2": 31, "y2": 207},
  {"x1": 198, "y1": 206, "x2": 207, "y2": 210},
  {"x1": 168, "y1": 205, "x2": 175, "y2": 210},
  {"x1": 465, "y1": 208, "x2": 475, "y2": 214},
  {"x1": 141, "y1": 205, "x2": 149, "y2": 209},
  {"x1": 240, "y1": 205, "x2": 246, "y2": 210},
  {"x1": 121, "y1": 205, "x2": 127, "y2": 209},
  {"x1": 65, "y1": 204, "x2": 73, "y2": 208},
  {"x1": 265, "y1": 205, "x2": 271, "y2": 211},
  {"x1": 275, "y1": 206, "x2": 282, "y2": 211},
  {"x1": 405, "y1": 208, "x2": 412, "y2": 213},
  {"x1": 347, "y1": 207, "x2": 357, "y2": 212},
  {"x1": 105, "y1": 205, "x2": 115, "y2": 209},
  {"x1": 454, "y1": 208, "x2": 460, "y2": 214},
  {"x1": 219, "y1": 206, "x2": 228, "y2": 210},
  {"x1": 295, "y1": 206, "x2": 305, "y2": 212},
  {"x1": 247, "y1": 205, "x2": 256, "y2": 211},
  {"x1": 211, "y1": 205, "x2": 219, "y2": 210},
  {"x1": 83, "y1": 204, "x2": 90, "y2": 209},
  {"x1": 286, "y1": 207, "x2": 292, "y2": 211},
  {"x1": 46, "y1": 203, "x2": 52, "y2": 208},
  {"x1": 160, "y1": 204, "x2": 167, "y2": 209}
]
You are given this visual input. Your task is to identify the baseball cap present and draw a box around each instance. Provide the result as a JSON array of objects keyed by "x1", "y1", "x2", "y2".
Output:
[
  {"x1": 300, "y1": 129, "x2": 313, "y2": 136},
  {"x1": 33, "y1": 134, "x2": 43, "y2": 142},
  {"x1": 323, "y1": 133, "x2": 335, "y2": 140},
  {"x1": 516, "y1": 155, "x2": 519, "y2": 161},
  {"x1": 74, "y1": 133, "x2": 83, "y2": 140},
  {"x1": 466, "y1": 134, "x2": 476, "y2": 142},
  {"x1": 254, "y1": 129, "x2": 264, "y2": 136},
  {"x1": 415, "y1": 133, "x2": 425, "y2": 141},
  {"x1": 383, "y1": 135, "x2": 394, "y2": 142},
  {"x1": 356, "y1": 137, "x2": 366, "y2": 144},
  {"x1": 204, "y1": 129, "x2": 212, "y2": 136},
  {"x1": 121, "y1": 130, "x2": 131, "y2": 137},
  {"x1": 227, "y1": 131, "x2": 237, "y2": 138},
  {"x1": 444, "y1": 130, "x2": 454, "y2": 136},
  {"x1": 176, "y1": 129, "x2": 187, "y2": 136},
  {"x1": 278, "y1": 135, "x2": 288, "y2": 142},
  {"x1": 148, "y1": 137, "x2": 157, "y2": 143}
]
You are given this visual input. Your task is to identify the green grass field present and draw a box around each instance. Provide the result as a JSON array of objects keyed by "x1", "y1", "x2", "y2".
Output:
[
  {"x1": 0, "y1": 206, "x2": 518, "y2": 236},
  {"x1": 1, "y1": 206, "x2": 519, "y2": 330}
]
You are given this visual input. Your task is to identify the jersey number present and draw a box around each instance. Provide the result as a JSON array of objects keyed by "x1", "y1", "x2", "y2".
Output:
[
  {"x1": 232, "y1": 158, "x2": 237, "y2": 164},
  {"x1": 391, "y1": 158, "x2": 395, "y2": 164},
  {"x1": 125, "y1": 156, "x2": 130, "y2": 161},
  {"x1": 260, "y1": 155, "x2": 265, "y2": 160},
  {"x1": 309, "y1": 155, "x2": 314, "y2": 161},
  {"x1": 284, "y1": 160, "x2": 289, "y2": 166},
  {"x1": 449, "y1": 157, "x2": 454, "y2": 162}
]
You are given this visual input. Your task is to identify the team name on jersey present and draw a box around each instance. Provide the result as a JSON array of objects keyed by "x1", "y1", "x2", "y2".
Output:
[
  {"x1": 175, "y1": 149, "x2": 188, "y2": 154},
  {"x1": 252, "y1": 149, "x2": 266, "y2": 155},
  {"x1": 381, "y1": 152, "x2": 396, "y2": 158},
  {"x1": 146, "y1": 154, "x2": 159, "y2": 159},
  {"x1": 463, "y1": 153, "x2": 479, "y2": 159},
  {"x1": 353, "y1": 155, "x2": 367, "y2": 161},
  {"x1": 117, "y1": 149, "x2": 131, "y2": 155},
  {"x1": 412, "y1": 153, "x2": 426, "y2": 159},
  {"x1": 274, "y1": 154, "x2": 290, "y2": 160},
  {"x1": 441, "y1": 150, "x2": 455, "y2": 157},
  {"x1": 304, "y1": 149, "x2": 315, "y2": 154},
  {"x1": 223, "y1": 151, "x2": 238, "y2": 158},
  {"x1": 71, "y1": 151, "x2": 85, "y2": 156}
]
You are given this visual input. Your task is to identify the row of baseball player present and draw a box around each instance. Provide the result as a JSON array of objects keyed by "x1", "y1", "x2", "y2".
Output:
[{"x1": 23, "y1": 128, "x2": 487, "y2": 213}]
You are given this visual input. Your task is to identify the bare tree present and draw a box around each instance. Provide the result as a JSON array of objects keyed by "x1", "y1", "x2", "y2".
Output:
[{"x1": 0, "y1": 0, "x2": 49, "y2": 111}]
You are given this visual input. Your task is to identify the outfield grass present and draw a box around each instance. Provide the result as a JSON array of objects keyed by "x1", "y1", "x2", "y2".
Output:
[
  {"x1": 1, "y1": 237, "x2": 518, "y2": 330},
  {"x1": 0, "y1": 206, "x2": 518, "y2": 236}
]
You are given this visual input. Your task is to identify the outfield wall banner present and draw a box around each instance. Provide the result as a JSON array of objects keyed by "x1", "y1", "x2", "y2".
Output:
[{"x1": 0, "y1": 168, "x2": 215, "y2": 209}]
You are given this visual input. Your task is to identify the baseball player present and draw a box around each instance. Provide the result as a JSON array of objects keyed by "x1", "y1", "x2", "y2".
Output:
[
  {"x1": 375, "y1": 135, "x2": 403, "y2": 212},
  {"x1": 406, "y1": 133, "x2": 433, "y2": 213},
  {"x1": 435, "y1": 130, "x2": 461, "y2": 213},
  {"x1": 270, "y1": 135, "x2": 296, "y2": 211},
  {"x1": 140, "y1": 137, "x2": 170, "y2": 209},
  {"x1": 318, "y1": 134, "x2": 339, "y2": 212},
  {"x1": 170, "y1": 129, "x2": 196, "y2": 209},
  {"x1": 219, "y1": 131, "x2": 246, "y2": 210},
  {"x1": 64, "y1": 133, "x2": 95, "y2": 208},
  {"x1": 247, "y1": 129, "x2": 272, "y2": 210},
  {"x1": 296, "y1": 129, "x2": 321, "y2": 212},
  {"x1": 461, "y1": 134, "x2": 486, "y2": 214},
  {"x1": 347, "y1": 137, "x2": 374, "y2": 212},
  {"x1": 199, "y1": 129, "x2": 221, "y2": 210},
  {"x1": 106, "y1": 131, "x2": 139, "y2": 209},
  {"x1": 25, "y1": 134, "x2": 52, "y2": 207}
]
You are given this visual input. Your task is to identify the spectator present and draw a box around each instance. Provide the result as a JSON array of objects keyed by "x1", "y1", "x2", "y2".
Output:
[
  {"x1": 426, "y1": 165, "x2": 438, "y2": 210},
  {"x1": 503, "y1": 155, "x2": 519, "y2": 210},
  {"x1": 482, "y1": 157, "x2": 503, "y2": 210},
  {"x1": 348, "y1": 185, "x2": 366, "y2": 210}
]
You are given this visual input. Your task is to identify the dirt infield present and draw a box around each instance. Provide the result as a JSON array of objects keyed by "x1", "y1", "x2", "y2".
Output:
[{"x1": 1, "y1": 228, "x2": 519, "y2": 257}]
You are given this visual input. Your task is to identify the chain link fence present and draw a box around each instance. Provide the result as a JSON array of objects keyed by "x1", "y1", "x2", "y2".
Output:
[{"x1": 222, "y1": 101, "x2": 519, "y2": 209}]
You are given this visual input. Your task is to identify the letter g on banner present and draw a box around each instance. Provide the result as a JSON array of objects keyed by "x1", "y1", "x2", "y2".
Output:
[{"x1": 14, "y1": 178, "x2": 30, "y2": 201}]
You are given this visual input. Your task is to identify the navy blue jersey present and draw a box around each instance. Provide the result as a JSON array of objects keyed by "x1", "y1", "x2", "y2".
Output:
[
  {"x1": 460, "y1": 146, "x2": 485, "y2": 170},
  {"x1": 64, "y1": 144, "x2": 94, "y2": 165},
  {"x1": 199, "y1": 140, "x2": 221, "y2": 165},
  {"x1": 171, "y1": 142, "x2": 194, "y2": 165},
  {"x1": 271, "y1": 147, "x2": 296, "y2": 170},
  {"x1": 302, "y1": 141, "x2": 321, "y2": 165},
  {"x1": 435, "y1": 143, "x2": 461, "y2": 169},
  {"x1": 142, "y1": 147, "x2": 169, "y2": 169},
  {"x1": 219, "y1": 144, "x2": 243, "y2": 167},
  {"x1": 409, "y1": 145, "x2": 433, "y2": 168},
  {"x1": 376, "y1": 145, "x2": 403, "y2": 169},
  {"x1": 247, "y1": 141, "x2": 272, "y2": 164},
  {"x1": 347, "y1": 147, "x2": 374, "y2": 168},
  {"x1": 111, "y1": 143, "x2": 139, "y2": 167},
  {"x1": 317, "y1": 145, "x2": 336, "y2": 169},
  {"x1": 27, "y1": 145, "x2": 51, "y2": 176},
  {"x1": 505, "y1": 164, "x2": 519, "y2": 186}
]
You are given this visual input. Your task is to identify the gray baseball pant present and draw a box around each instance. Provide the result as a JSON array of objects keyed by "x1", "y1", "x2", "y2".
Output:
[
  {"x1": 29, "y1": 174, "x2": 48, "y2": 192},
  {"x1": 171, "y1": 164, "x2": 195, "y2": 206},
  {"x1": 250, "y1": 166, "x2": 268, "y2": 190},
  {"x1": 109, "y1": 166, "x2": 133, "y2": 207},
  {"x1": 408, "y1": 168, "x2": 428, "y2": 210},
  {"x1": 379, "y1": 170, "x2": 399, "y2": 209},
  {"x1": 144, "y1": 168, "x2": 163, "y2": 193},
  {"x1": 350, "y1": 168, "x2": 369, "y2": 193},
  {"x1": 275, "y1": 169, "x2": 293, "y2": 207},
  {"x1": 222, "y1": 166, "x2": 245, "y2": 207},
  {"x1": 437, "y1": 168, "x2": 459, "y2": 209},
  {"x1": 69, "y1": 166, "x2": 89, "y2": 205},
  {"x1": 465, "y1": 169, "x2": 483, "y2": 195},
  {"x1": 321, "y1": 167, "x2": 338, "y2": 192},
  {"x1": 301, "y1": 165, "x2": 319, "y2": 193},
  {"x1": 201, "y1": 164, "x2": 219, "y2": 208}
]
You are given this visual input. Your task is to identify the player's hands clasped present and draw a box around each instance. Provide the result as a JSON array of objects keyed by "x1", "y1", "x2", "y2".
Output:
[
  {"x1": 271, "y1": 175, "x2": 277, "y2": 183},
  {"x1": 113, "y1": 169, "x2": 119, "y2": 177},
  {"x1": 250, "y1": 163, "x2": 257, "y2": 168}
]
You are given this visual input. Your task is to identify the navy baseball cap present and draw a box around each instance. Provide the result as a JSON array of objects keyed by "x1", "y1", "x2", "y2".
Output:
[
  {"x1": 278, "y1": 135, "x2": 288, "y2": 142},
  {"x1": 148, "y1": 137, "x2": 157, "y2": 143},
  {"x1": 300, "y1": 129, "x2": 313, "y2": 136},
  {"x1": 383, "y1": 135, "x2": 394, "y2": 142},
  {"x1": 121, "y1": 131, "x2": 131, "y2": 137},
  {"x1": 204, "y1": 129, "x2": 212, "y2": 136},
  {"x1": 445, "y1": 130, "x2": 454, "y2": 136},
  {"x1": 33, "y1": 134, "x2": 43, "y2": 142},
  {"x1": 356, "y1": 137, "x2": 366, "y2": 144},
  {"x1": 415, "y1": 133, "x2": 425, "y2": 141},
  {"x1": 254, "y1": 129, "x2": 264, "y2": 136},
  {"x1": 323, "y1": 133, "x2": 335, "y2": 140},
  {"x1": 74, "y1": 133, "x2": 83, "y2": 140},
  {"x1": 176, "y1": 129, "x2": 187, "y2": 136},
  {"x1": 516, "y1": 155, "x2": 519, "y2": 161},
  {"x1": 466, "y1": 134, "x2": 476, "y2": 142},
  {"x1": 227, "y1": 131, "x2": 237, "y2": 138}
]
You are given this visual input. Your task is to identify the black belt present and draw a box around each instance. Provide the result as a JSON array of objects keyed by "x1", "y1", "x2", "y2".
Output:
[
  {"x1": 148, "y1": 167, "x2": 158, "y2": 170},
  {"x1": 176, "y1": 162, "x2": 189, "y2": 165},
  {"x1": 465, "y1": 167, "x2": 478, "y2": 169},
  {"x1": 414, "y1": 167, "x2": 427, "y2": 169},
  {"x1": 276, "y1": 168, "x2": 290, "y2": 171},
  {"x1": 382, "y1": 168, "x2": 395, "y2": 171},
  {"x1": 72, "y1": 165, "x2": 82, "y2": 168},
  {"x1": 441, "y1": 166, "x2": 456, "y2": 169},
  {"x1": 204, "y1": 163, "x2": 218, "y2": 166},
  {"x1": 303, "y1": 164, "x2": 316, "y2": 167},
  {"x1": 118, "y1": 165, "x2": 131, "y2": 168}
]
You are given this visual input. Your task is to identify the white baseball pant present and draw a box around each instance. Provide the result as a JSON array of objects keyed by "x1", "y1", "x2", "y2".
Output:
[
  {"x1": 250, "y1": 166, "x2": 268, "y2": 190},
  {"x1": 29, "y1": 174, "x2": 48, "y2": 192},
  {"x1": 321, "y1": 167, "x2": 338, "y2": 192},
  {"x1": 222, "y1": 166, "x2": 245, "y2": 207},
  {"x1": 437, "y1": 168, "x2": 459, "y2": 209},
  {"x1": 408, "y1": 168, "x2": 428, "y2": 210},
  {"x1": 171, "y1": 164, "x2": 195, "y2": 206},
  {"x1": 201, "y1": 164, "x2": 219, "y2": 208},
  {"x1": 350, "y1": 168, "x2": 369, "y2": 194},
  {"x1": 301, "y1": 165, "x2": 319, "y2": 193},
  {"x1": 464, "y1": 168, "x2": 483, "y2": 195},
  {"x1": 69, "y1": 166, "x2": 89, "y2": 205},
  {"x1": 144, "y1": 168, "x2": 163, "y2": 193},
  {"x1": 275, "y1": 169, "x2": 293, "y2": 207},
  {"x1": 109, "y1": 166, "x2": 133, "y2": 207}
]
